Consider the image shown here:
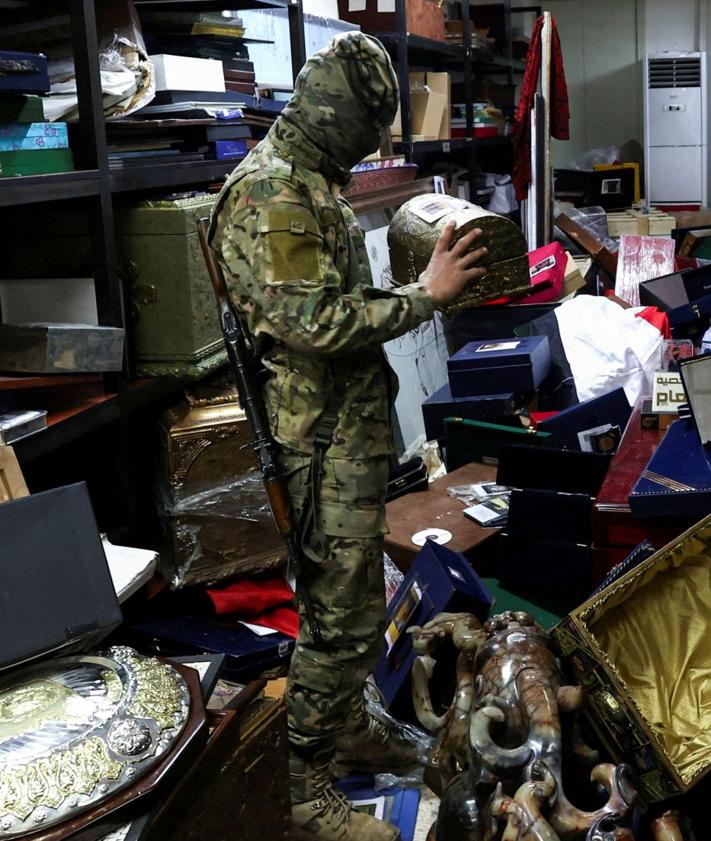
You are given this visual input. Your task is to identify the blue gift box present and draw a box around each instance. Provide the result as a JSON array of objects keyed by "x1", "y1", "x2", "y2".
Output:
[
  {"x1": 128, "y1": 615, "x2": 295, "y2": 684},
  {"x1": 537, "y1": 387, "x2": 632, "y2": 451},
  {"x1": 421, "y1": 382, "x2": 524, "y2": 442},
  {"x1": 373, "y1": 541, "x2": 493, "y2": 720},
  {"x1": 629, "y1": 418, "x2": 711, "y2": 519},
  {"x1": 447, "y1": 335, "x2": 551, "y2": 398},
  {"x1": 0, "y1": 51, "x2": 50, "y2": 94}
]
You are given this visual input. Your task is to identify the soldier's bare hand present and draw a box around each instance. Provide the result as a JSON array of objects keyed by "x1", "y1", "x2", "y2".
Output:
[{"x1": 419, "y1": 221, "x2": 488, "y2": 309}]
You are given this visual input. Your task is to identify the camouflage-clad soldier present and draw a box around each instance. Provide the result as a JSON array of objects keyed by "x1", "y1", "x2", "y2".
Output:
[{"x1": 210, "y1": 31, "x2": 487, "y2": 841}]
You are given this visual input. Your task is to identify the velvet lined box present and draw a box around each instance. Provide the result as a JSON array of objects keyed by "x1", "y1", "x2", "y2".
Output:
[{"x1": 552, "y1": 515, "x2": 711, "y2": 802}]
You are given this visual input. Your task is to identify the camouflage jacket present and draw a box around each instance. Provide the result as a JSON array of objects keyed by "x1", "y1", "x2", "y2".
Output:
[{"x1": 210, "y1": 32, "x2": 435, "y2": 459}]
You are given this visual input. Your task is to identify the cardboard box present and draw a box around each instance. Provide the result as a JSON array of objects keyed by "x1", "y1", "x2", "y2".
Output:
[
  {"x1": 336, "y1": 0, "x2": 446, "y2": 41},
  {"x1": 150, "y1": 53, "x2": 226, "y2": 93},
  {"x1": 0, "y1": 445, "x2": 29, "y2": 503},
  {"x1": 564, "y1": 252, "x2": 587, "y2": 296},
  {"x1": 607, "y1": 208, "x2": 677, "y2": 238},
  {"x1": 392, "y1": 71, "x2": 451, "y2": 141},
  {"x1": 553, "y1": 515, "x2": 711, "y2": 802}
]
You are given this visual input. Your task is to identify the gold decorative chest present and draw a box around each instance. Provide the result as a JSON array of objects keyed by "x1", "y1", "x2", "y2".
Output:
[
  {"x1": 552, "y1": 514, "x2": 711, "y2": 803},
  {"x1": 387, "y1": 193, "x2": 531, "y2": 314},
  {"x1": 158, "y1": 382, "x2": 286, "y2": 589}
]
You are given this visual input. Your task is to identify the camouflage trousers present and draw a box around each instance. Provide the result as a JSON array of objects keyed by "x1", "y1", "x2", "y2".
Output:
[{"x1": 279, "y1": 448, "x2": 390, "y2": 756}]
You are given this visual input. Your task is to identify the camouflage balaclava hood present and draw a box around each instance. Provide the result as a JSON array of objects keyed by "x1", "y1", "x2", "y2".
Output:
[{"x1": 270, "y1": 31, "x2": 399, "y2": 183}]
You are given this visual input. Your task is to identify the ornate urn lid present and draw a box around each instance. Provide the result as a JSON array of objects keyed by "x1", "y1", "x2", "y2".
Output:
[{"x1": 0, "y1": 647, "x2": 190, "y2": 837}]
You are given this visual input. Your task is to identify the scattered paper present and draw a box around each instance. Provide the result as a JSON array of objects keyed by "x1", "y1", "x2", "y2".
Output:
[{"x1": 240, "y1": 621, "x2": 279, "y2": 636}]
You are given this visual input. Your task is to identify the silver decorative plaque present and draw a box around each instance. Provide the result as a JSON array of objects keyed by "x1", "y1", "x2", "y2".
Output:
[{"x1": 0, "y1": 647, "x2": 190, "y2": 837}]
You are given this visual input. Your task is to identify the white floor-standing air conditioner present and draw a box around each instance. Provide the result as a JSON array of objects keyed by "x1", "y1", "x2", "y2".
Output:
[{"x1": 645, "y1": 51, "x2": 708, "y2": 206}]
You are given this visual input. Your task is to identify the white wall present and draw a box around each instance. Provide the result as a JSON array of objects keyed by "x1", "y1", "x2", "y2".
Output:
[{"x1": 512, "y1": 0, "x2": 708, "y2": 167}]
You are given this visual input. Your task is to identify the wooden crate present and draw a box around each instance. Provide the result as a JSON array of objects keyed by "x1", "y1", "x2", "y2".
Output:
[{"x1": 607, "y1": 208, "x2": 676, "y2": 238}]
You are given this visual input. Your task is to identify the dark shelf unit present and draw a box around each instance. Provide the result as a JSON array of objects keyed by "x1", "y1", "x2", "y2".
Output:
[
  {"x1": 0, "y1": 170, "x2": 101, "y2": 207},
  {"x1": 2, "y1": 0, "x2": 306, "y2": 467}
]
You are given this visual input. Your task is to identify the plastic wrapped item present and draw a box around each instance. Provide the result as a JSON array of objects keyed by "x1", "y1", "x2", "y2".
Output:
[
  {"x1": 44, "y1": 0, "x2": 155, "y2": 122},
  {"x1": 363, "y1": 676, "x2": 433, "y2": 782},
  {"x1": 384, "y1": 553, "x2": 405, "y2": 607},
  {"x1": 447, "y1": 482, "x2": 510, "y2": 507},
  {"x1": 486, "y1": 173, "x2": 519, "y2": 215},
  {"x1": 554, "y1": 204, "x2": 618, "y2": 256},
  {"x1": 564, "y1": 145, "x2": 622, "y2": 171},
  {"x1": 158, "y1": 470, "x2": 286, "y2": 590},
  {"x1": 239, "y1": 9, "x2": 359, "y2": 88}
]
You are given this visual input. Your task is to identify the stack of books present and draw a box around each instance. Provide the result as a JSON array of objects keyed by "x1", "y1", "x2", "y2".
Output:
[
  {"x1": 109, "y1": 8, "x2": 282, "y2": 167},
  {"x1": 0, "y1": 51, "x2": 73, "y2": 177},
  {"x1": 139, "y1": 10, "x2": 261, "y2": 101}
]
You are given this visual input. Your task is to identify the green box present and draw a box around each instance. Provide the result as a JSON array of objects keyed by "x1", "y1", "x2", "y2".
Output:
[
  {"x1": 0, "y1": 147, "x2": 73, "y2": 176},
  {"x1": 114, "y1": 195, "x2": 225, "y2": 378}
]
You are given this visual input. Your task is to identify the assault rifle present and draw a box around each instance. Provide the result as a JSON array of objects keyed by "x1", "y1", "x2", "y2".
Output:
[{"x1": 197, "y1": 217, "x2": 322, "y2": 643}]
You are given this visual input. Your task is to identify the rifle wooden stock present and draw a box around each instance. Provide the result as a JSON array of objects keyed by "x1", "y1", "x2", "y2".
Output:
[
  {"x1": 196, "y1": 218, "x2": 321, "y2": 643},
  {"x1": 264, "y1": 477, "x2": 295, "y2": 537}
]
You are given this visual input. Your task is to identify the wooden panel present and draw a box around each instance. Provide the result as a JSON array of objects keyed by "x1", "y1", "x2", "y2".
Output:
[{"x1": 0, "y1": 445, "x2": 29, "y2": 502}]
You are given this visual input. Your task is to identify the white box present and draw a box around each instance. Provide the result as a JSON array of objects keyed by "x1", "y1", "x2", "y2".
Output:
[
  {"x1": 149, "y1": 54, "x2": 226, "y2": 93},
  {"x1": 0, "y1": 277, "x2": 98, "y2": 325}
]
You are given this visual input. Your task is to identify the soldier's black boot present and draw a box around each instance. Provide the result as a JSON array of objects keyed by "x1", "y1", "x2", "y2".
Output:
[
  {"x1": 332, "y1": 694, "x2": 420, "y2": 777},
  {"x1": 290, "y1": 749, "x2": 400, "y2": 840}
]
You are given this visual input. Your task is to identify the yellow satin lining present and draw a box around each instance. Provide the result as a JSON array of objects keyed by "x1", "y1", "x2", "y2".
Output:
[{"x1": 592, "y1": 532, "x2": 711, "y2": 785}]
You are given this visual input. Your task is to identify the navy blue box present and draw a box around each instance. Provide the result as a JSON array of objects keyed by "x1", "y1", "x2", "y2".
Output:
[
  {"x1": 127, "y1": 616, "x2": 295, "y2": 684},
  {"x1": 537, "y1": 387, "x2": 631, "y2": 451},
  {"x1": 421, "y1": 383, "x2": 524, "y2": 442},
  {"x1": 373, "y1": 540, "x2": 493, "y2": 721},
  {"x1": 629, "y1": 418, "x2": 711, "y2": 519},
  {"x1": 447, "y1": 336, "x2": 551, "y2": 398},
  {"x1": 0, "y1": 51, "x2": 50, "y2": 94}
]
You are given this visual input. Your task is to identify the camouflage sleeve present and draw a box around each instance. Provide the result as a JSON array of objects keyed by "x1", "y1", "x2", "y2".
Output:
[{"x1": 216, "y1": 181, "x2": 436, "y2": 357}]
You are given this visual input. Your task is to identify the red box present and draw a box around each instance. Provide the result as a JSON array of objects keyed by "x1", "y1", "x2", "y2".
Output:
[{"x1": 590, "y1": 406, "x2": 694, "y2": 584}]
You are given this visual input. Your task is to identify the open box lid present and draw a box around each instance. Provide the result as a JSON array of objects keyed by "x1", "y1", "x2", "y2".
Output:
[{"x1": 0, "y1": 482, "x2": 122, "y2": 672}]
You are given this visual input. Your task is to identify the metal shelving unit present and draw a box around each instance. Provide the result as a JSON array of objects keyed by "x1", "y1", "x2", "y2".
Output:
[
  {"x1": 0, "y1": 0, "x2": 306, "y2": 464},
  {"x1": 369, "y1": 0, "x2": 525, "y2": 201},
  {"x1": 0, "y1": 170, "x2": 101, "y2": 207}
]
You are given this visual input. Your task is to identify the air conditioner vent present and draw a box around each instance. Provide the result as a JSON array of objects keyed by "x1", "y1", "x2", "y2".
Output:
[{"x1": 648, "y1": 56, "x2": 702, "y2": 88}]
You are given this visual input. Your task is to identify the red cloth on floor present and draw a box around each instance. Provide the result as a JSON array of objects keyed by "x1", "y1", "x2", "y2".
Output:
[
  {"x1": 207, "y1": 575, "x2": 294, "y2": 616},
  {"x1": 513, "y1": 15, "x2": 570, "y2": 201}
]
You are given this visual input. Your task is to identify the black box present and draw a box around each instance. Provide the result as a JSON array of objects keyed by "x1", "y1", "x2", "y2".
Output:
[
  {"x1": 0, "y1": 482, "x2": 122, "y2": 670},
  {"x1": 554, "y1": 168, "x2": 636, "y2": 210}
]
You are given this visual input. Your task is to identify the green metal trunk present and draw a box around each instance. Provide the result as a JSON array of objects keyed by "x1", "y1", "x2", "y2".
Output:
[{"x1": 115, "y1": 195, "x2": 225, "y2": 378}]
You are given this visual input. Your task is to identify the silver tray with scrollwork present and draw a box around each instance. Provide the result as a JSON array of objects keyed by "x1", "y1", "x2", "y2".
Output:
[{"x1": 0, "y1": 646, "x2": 190, "y2": 838}]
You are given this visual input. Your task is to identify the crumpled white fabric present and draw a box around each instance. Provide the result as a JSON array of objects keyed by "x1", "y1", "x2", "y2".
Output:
[{"x1": 554, "y1": 296, "x2": 665, "y2": 405}]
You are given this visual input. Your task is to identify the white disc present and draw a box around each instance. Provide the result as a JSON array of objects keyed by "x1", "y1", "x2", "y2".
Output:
[{"x1": 411, "y1": 527, "x2": 453, "y2": 547}]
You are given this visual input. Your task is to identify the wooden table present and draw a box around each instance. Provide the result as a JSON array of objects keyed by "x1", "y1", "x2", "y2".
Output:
[{"x1": 385, "y1": 462, "x2": 501, "y2": 571}]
